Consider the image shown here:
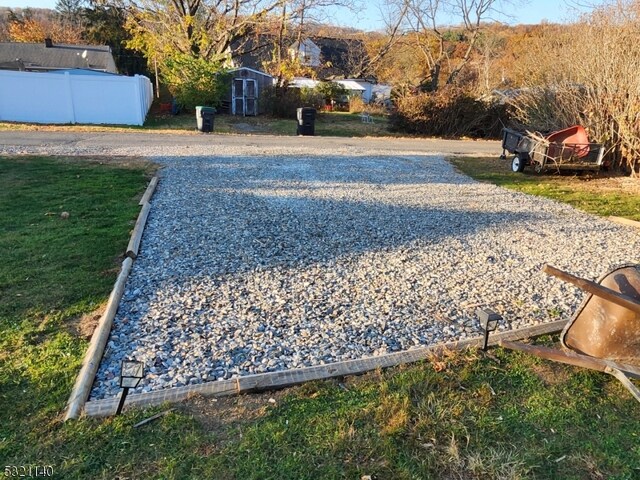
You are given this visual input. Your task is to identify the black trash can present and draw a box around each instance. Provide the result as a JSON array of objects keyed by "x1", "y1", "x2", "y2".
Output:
[
  {"x1": 296, "y1": 107, "x2": 316, "y2": 136},
  {"x1": 196, "y1": 106, "x2": 215, "y2": 133}
]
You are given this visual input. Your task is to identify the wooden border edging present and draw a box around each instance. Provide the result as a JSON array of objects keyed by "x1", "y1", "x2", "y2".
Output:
[
  {"x1": 65, "y1": 175, "x2": 159, "y2": 421},
  {"x1": 65, "y1": 257, "x2": 134, "y2": 420},
  {"x1": 82, "y1": 319, "x2": 567, "y2": 417},
  {"x1": 139, "y1": 176, "x2": 158, "y2": 206},
  {"x1": 126, "y1": 202, "x2": 152, "y2": 259},
  {"x1": 609, "y1": 216, "x2": 640, "y2": 229}
]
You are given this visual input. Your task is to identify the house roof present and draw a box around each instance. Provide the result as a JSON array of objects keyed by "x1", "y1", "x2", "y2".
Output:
[
  {"x1": 0, "y1": 42, "x2": 118, "y2": 73},
  {"x1": 311, "y1": 37, "x2": 364, "y2": 76}
]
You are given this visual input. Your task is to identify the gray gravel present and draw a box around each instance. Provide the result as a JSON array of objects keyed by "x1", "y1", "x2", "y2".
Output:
[{"x1": 82, "y1": 150, "x2": 640, "y2": 400}]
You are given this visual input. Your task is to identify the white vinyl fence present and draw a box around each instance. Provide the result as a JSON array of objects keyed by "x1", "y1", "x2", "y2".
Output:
[{"x1": 0, "y1": 70, "x2": 153, "y2": 126}]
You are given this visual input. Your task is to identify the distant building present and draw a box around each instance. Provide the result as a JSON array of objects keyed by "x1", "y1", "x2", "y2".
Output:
[
  {"x1": 230, "y1": 35, "x2": 366, "y2": 79},
  {"x1": 224, "y1": 67, "x2": 275, "y2": 116},
  {"x1": 0, "y1": 40, "x2": 118, "y2": 73},
  {"x1": 288, "y1": 39, "x2": 322, "y2": 67}
]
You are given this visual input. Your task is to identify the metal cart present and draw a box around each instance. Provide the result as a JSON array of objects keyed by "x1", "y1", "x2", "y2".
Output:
[{"x1": 500, "y1": 125, "x2": 605, "y2": 173}]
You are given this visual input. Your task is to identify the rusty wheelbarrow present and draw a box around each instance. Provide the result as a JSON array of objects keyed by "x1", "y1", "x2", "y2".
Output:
[{"x1": 499, "y1": 264, "x2": 640, "y2": 402}]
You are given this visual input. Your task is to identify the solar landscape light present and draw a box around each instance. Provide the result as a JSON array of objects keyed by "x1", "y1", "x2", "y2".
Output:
[
  {"x1": 476, "y1": 308, "x2": 502, "y2": 351},
  {"x1": 116, "y1": 360, "x2": 144, "y2": 415}
]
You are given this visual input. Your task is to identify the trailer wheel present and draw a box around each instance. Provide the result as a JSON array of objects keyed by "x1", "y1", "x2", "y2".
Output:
[{"x1": 511, "y1": 155, "x2": 525, "y2": 173}]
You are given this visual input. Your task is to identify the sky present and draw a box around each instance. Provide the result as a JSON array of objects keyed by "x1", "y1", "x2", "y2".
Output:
[{"x1": 1, "y1": 0, "x2": 599, "y2": 31}]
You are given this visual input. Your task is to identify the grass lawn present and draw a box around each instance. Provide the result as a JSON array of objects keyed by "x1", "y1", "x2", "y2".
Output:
[
  {"x1": 0, "y1": 111, "x2": 390, "y2": 138},
  {"x1": 1, "y1": 156, "x2": 639, "y2": 479},
  {"x1": 449, "y1": 156, "x2": 640, "y2": 221}
]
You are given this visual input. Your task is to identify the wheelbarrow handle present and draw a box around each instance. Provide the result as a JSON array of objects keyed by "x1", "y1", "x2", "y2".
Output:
[
  {"x1": 499, "y1": 340, "x2": 640, "y2": 380},
  {"x1": 604, "y1": 366, "x2": 640, "y2": 403},
  {"x1": 543, "y1": 264, "x2": 640, "y2": 315}
]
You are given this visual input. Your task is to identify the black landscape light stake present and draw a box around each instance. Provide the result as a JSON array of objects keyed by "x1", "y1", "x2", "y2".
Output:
[
  {"x1": 476, "y1": 308, "x2": 502, "y2": 351},
  {"x1": 116, "y1": 360, "x2": 144, "y2": 415}
]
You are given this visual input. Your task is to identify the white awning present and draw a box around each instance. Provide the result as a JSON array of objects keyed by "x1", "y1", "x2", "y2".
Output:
[{"x1": 335, "y1": 80, "x2": 366, "y2": 91}]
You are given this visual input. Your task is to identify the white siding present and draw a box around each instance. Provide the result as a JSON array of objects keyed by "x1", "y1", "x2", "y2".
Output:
[{"x1": 289, "y1": 40, "x2": 321, "y2": 67}]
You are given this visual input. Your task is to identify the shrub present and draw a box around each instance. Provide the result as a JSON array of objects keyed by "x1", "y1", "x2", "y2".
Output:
[
  {"x1": 260, "y1": 86, "x2": 324, "y2": 118},
  {"x1": 315, "y1": 81, "x2": 348, "y2": 104},
  {"x1": 389, "y1": 87, "x2": 507, "y2": 138},
  {"x1": 508, "y1": 1, "x2": 640, "y2": 174},
  {"x1": 348, "y1": 95, "x2": 366, "y2": 113},
  {"x1": 161, "y1": 53, "x2": 229, "y2": 110},
  {"x1": 349, "y1": 95, "x2": 388, "y2": 115}
]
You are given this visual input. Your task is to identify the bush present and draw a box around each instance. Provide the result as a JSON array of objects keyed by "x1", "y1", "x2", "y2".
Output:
[
  {"x1": 161, "y1": 53, "x2": 229, "y2": 110},
  {"x1": 389, "y1": 87, "x2": 507, "y2": 138},
  {"x1": 316, "y1": 81, "x2": 347, "y2": 104},
  {"x1": 508, "y1": 1, "x2": 640, "y2": 174},
  {"x1": 349, "y1": 95, "x2": 388, "y2": 115},
  {"x1": 348, "y1": 95, "x2": 366, "y2": 113},
  {"x1": 260, "y1": 86, "x2": 324, "y2": 119}
]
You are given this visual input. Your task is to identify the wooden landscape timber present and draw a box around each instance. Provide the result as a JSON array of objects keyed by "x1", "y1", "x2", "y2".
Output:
[
  {"x1": 83, "y1": 319, "x2": 568, "y2": 417},
  {"x1": 126, "y1": 201, "x2": 151, "y2": 260},
  {"x1": 65, "y1": 257, "x2": 134, "y2": 420},
  {"x1": 608, "y1": 216, "x2": 640, "y2": 230},
  {"x1": 65, "y1": 176, "x2": 159, "y2": 421},
  {"x1": 139, "y1": 176, "x2": 158, "y2": 206}
]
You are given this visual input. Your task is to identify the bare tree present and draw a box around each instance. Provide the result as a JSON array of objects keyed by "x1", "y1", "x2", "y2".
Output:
[
  {"x1": 510, "y1": 0, "x2": 640, "y2": 175},
  {"x1": 394, "y1": 0, "x2": 507, "y2": 91},
  {"x1": 348, "y1": 0, "x2": 409, "y2": 78}
]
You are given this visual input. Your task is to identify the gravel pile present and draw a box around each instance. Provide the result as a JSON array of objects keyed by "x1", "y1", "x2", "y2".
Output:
[{"x1": 77, "y1": 152, "x2": 639, "y2": 399}]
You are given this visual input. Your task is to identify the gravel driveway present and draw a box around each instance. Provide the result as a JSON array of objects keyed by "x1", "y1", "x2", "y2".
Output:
[{"x1": 84, "y1": 149, "x2": 640, "y2": 400}]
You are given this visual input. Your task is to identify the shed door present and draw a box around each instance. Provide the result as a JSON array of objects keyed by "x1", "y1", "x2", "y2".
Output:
[
  {"x1": 232, "y1": 79, "x2": 244, "y2": 115},
  {"x1": 245, "y1": 79, "x2": 257, "y2": 116}
]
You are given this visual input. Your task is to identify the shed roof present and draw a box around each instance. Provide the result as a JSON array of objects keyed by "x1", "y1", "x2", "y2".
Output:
[
  {"x1": 229, "y1": 67, "x2": 274, "y2": 78},
  {"x1": 0, "y1": 42, "x2": 117, "y2": 73}
]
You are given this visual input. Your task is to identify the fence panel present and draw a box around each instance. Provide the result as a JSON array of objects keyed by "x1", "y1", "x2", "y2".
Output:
[{"x1": 0, "y1": 70, "x2": 153, "y2": 126}]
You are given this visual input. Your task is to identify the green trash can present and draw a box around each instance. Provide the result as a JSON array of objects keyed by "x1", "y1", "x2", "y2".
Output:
[{"x1": 196, "y1": 106, "x2": 215, "y2": 132}]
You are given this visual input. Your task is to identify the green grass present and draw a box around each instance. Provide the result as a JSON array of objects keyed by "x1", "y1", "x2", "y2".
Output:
[
  {"x1": 138, "y1": 111, "x2": 390, "y2": 137},
  {"x1": 0, "y1": 112, "x2": 390, "y2": 137},
  {"x1": 0, "y1": 156, "x2": 152, "y2": 469},
  {"x1": 449, "y1": 156, "x2": 640, "y2": 221},
  {"x1": 2, "y1": 156, "x2": 639, "y2": 479}
]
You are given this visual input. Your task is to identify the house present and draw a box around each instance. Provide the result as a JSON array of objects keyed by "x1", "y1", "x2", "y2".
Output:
[
  {"x1": 288, "y1": 39, "x2": 322, "y2": 67},
  {"x1": 224, "y1": 67, "x2": 275, "y2": 116},
  {"x1": 288, "y1": 77, "x2": 320, "y2": 89},
  {"x1": 0, "y1": 40, "x2": 118, "y2": 73},
  {"x1": 289, "y1": 77, "x2": 391, "y2": 105},
  {"x1": 335, "y1": 79, "x2": 367, "y2": 99},
  {"x1": 230, "y1": 34, "x2": 365, "y2": 79},
  {"x1": 288, "y1": 37, "x2": 366, "y2": 78}
]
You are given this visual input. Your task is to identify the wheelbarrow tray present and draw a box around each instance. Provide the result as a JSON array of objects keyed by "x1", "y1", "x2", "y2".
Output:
[
  {"x1": 499, "y1": 264, "x2": 640, "y2": 403},
  {"x1": 560, "y1": 264, "x2": 640, "y2": 366}
]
